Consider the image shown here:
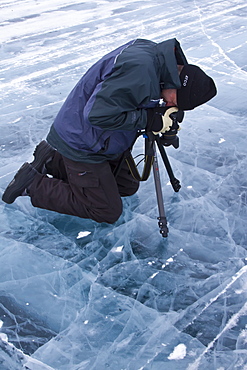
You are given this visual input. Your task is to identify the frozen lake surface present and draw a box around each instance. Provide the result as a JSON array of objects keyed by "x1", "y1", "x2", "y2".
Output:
[{"x1": 0, "y1": 0, "x2": 247, "y2": 369}]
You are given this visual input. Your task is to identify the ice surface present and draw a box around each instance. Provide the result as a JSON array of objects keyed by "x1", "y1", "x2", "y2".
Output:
[{"x1": 0, "y1": 0, "x2": 247, "y2": 369}]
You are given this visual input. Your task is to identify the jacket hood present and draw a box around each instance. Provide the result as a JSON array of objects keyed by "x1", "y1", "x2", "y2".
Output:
[{"x1": 155, "y1": 38, "x2": 188, "y2": 89}]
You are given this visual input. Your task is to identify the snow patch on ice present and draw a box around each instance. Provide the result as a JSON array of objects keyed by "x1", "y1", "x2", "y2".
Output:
[
  {"x1": 76, "y1": 231, "x2": 91, "y2": 239},
  {"x1": 168, "y1": 343, "x2": 187, "y2": 360}
]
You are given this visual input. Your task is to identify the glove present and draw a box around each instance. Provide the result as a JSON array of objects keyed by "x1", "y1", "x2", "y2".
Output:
[
  {"x1": 152, "y1": 107, "x2": 179, "y2": 135},
  {"x1": 146, "y1": 106, "x2": 180, "y2": 134}
]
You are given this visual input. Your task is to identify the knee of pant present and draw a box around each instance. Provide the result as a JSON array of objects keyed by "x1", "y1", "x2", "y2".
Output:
[
  {"x1": 128, "y1": 182, "x2": 139, "y2": 196},
  {"x1": 120, "y1": 182, "x2": 139, "y2": 197},
  {"x1": 102, "y1": 203, "x2": 123, "y2": 224},
  {"x1": 89, "y1": 201, "x2": 123, "y2": 224}
]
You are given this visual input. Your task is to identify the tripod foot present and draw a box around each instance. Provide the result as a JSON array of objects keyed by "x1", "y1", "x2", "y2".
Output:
[
  {"x1": 158, "y1": 217, "x2": 169, "y2": 237},
  {"x1": 171, "y1": 178, "x2": 181, "y2": 192}
]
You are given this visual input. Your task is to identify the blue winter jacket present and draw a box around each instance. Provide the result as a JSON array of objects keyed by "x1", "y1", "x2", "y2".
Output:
[{"x1": 46, "y1": 38, "x2": 188, "y2": 163}]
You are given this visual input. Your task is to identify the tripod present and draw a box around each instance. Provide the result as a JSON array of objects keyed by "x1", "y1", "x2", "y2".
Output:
[
  {"x1": 114, "y1": 130, "x2": 181, "y2": 237},
  {"x1": 149, "y1": 132, "x2": 181, "y2": 236}
]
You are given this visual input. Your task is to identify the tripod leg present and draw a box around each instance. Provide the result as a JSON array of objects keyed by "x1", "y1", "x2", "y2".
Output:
[
  {"x1": 155, "y1": 138, "x2": 181, "y2": 192},
  {"x1": 153, "y1": 143, "x2": 169, "y2": 237}
]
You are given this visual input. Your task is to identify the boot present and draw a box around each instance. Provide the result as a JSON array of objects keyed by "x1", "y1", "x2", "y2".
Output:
[
  {"x1": 2, "y1": 163, "x2": 38, "y2": 204},
  {"x1": 31, "y1": 140, "x2": 56, "y2": 173}
]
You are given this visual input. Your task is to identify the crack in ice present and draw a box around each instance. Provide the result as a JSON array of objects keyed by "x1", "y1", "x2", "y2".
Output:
[
  {"x1": 193, "y1": 0, "x2": 247, "y2": 78},
  {"x1": 188, "y1": 301, "x2": 247, "y2": 370}
]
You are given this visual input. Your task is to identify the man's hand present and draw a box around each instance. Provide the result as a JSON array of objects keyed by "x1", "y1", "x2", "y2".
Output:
[
  {"x1": 152, "y1": 107, "x2": 179, "y2": 135},
  {"x1": 146, "y1": 106, "x2": 179, "y2": 135}
]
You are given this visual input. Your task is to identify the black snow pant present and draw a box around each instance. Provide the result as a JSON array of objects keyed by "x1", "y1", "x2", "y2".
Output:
[{"x1": 29, "y1": 151, "x2": 139, "y2": 224}]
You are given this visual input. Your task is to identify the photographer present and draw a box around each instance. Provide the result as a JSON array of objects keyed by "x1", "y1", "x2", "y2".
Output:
[{"x1": 2, "y1": 38, "x2": 216, "y2": 224}]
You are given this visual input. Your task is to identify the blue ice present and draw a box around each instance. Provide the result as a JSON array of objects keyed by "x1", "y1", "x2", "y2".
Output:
[{"x1": 0, "y1": 0, "x2": 247, "y2": 369}]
